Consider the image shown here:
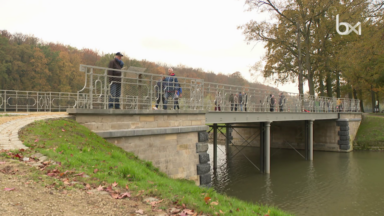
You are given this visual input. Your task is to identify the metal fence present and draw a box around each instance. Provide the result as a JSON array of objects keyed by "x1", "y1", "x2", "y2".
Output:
[{"x1": 0, "y1": 64, "x2": 360, "y2": 113}]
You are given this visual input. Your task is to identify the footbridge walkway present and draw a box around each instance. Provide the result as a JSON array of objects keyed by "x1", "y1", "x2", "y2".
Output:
[{"x1": 0, "y1": 65, "x2": 362, "y2": 185}]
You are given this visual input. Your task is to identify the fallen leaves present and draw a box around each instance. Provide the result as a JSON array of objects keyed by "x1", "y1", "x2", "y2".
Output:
[
  {"x1": 112, "y1": 182, "x2": 118, "y2": 187},
  {"x1": 135, "y1": 209, "x2": 144, "y2": 215},
  {"x1": 93, "y1": 169, "x2": 98, "y2": 174},
  {"x1": 0, "y1": 161, "x2": 6, "y2": 164},
  {"x1": 204, "y1": 196, "x2": 211, "y2": 204},
  {"x1": 4, "y1": 188, "x2": 15, "y2": 191}
]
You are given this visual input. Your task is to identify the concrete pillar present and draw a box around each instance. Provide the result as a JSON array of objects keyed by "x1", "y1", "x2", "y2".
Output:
[
  {"x1": 259, "y1": 122, "x2": 265, "y2": 173},
  {"x1": 213, "y1": 123, "x2": 218, "y2": 170},
  {"x1": 305, "y1": 120, "x2": 314, "y2": 161},
  {"x1": 225, "y1": 123, "x2": 230, "y2": 157},
  {"x1": 264, "y1": 121, "x2": 271, "y2": 173}
]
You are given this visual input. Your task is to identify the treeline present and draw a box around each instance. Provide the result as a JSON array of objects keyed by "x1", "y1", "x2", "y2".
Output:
[
  {"x1": 240, "y1": 0, "x2": 384, "y2": 111},
  {"x1": 0, "y1": 30, "x2": 277, "y2": 94}
]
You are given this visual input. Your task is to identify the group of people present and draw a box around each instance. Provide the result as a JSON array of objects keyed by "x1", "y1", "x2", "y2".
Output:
[
  {"x1": 227, "y1": 92, "x2": 248, "y2": 111},
  {"x1": 268, "y1": 93, "x2": 286, "y2": 112},
  {"x1": 107, "y1": 52, "x2": 182, "y2": 110},
  {"x1": 153, "y1": 67, "x2": 182, "y2": 110}
]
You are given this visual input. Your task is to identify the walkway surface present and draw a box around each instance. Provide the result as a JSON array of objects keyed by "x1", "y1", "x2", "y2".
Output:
[{"x1": 0, "y1": 113, "x2": 70, "y2": 150}]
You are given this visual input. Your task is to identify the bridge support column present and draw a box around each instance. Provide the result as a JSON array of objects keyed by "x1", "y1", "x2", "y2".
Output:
[
  {"x1": 225, "y1": 123, "x2": 231, "y2": 157},
  {"x1": 213, "y1": 123, "x2": 218, "y2": 170},
  {"x1": 305, "y1": 120, "x2": 314, "y2": 161},
  {"x1": 260, "y1": 121, "x2": 271, "y2": 173}
]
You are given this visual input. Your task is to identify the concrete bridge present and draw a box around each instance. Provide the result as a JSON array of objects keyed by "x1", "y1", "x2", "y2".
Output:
[{"x1": 0, "y1": 65, "x2": 362, "y2": 186}]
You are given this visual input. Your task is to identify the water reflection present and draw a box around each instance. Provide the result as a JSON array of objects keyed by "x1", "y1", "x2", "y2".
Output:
[{"x1": 208, "y1": 144, "x2": 384, "y2": 216}]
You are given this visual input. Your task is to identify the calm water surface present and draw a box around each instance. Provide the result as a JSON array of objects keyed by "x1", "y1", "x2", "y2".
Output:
[{"x1": 208, "y1": 144, "x2": 384, "y2": 216}]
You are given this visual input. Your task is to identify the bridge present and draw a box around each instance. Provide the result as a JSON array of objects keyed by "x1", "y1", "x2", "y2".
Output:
[{"x1": 0, "y1": 64, "x2": 362, "y2": 186}]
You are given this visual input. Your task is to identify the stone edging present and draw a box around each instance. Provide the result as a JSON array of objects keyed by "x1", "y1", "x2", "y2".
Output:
[
  {"x1": 67, "y1": 108, "x2": 206, "y2": 115},
  {"x1": 96, "y1": 125, "x2": 209, "y2": 138},
  {"x1": 196, "y1": 131, "x2": 211, "y2": 187}
]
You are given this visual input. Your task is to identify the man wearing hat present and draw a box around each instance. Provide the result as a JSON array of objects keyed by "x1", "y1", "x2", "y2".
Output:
[{"x1": 108, "y1": 52, "x2": 124, "y2": 109}]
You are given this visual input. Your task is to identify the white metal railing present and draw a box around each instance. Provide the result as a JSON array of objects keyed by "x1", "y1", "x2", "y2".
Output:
[{"x1": 0, "y1": 64, "x2": 361, "y2": 113}]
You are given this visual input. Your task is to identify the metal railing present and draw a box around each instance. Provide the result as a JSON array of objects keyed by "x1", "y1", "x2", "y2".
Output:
[
  {"x1": 0, "y1": 64, "x2": 361, "y2": 113},
  {"x1": 0, "y1": 90, "x2": 78, "y2": 112}
]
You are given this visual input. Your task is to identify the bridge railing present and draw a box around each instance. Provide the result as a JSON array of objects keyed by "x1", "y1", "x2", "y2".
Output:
[
  {"x1": 0, "y1": 90, "x2": 78, "y2": 112},
  {"x1": 77, "y1": 64, "x2": 205, "y2": 110},
  {"x1": 0, "y1": 64, "x2": 361, "y2": 113}
]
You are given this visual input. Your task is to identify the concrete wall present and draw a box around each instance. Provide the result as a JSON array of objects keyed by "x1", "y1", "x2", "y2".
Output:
[
  {"x1": 107, "y1": 132, "x2": 199, "y2": 181},
  {"x1": 69, "y1": 110, "x2": 209, "y2": 185}
]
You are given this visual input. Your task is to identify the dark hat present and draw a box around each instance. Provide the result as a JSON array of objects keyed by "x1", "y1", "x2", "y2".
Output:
[{"x1": 115, "y1": 52, "x2": 123, "y2": 56}]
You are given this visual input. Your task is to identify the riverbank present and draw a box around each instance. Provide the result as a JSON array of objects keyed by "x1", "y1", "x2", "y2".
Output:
[
  {"x1": 354, "y1": 114, "x2": 384, "y2": 150},
  {"x1": 1, "y1": 118, "x2": 291, "y2": 216}
]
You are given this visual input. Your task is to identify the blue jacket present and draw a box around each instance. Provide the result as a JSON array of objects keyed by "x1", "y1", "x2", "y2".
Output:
[{"x1": 164, "y1": 74, "x2": 182, "y2": 94}]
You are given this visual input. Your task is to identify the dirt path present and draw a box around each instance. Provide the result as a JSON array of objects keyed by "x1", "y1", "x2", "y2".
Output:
[
  {"x1": 0, "y1": 112, "x2": 68, "y2": 125},
  {"x1": 0, "y1": 158, "x2": 166, "y2": 216}
]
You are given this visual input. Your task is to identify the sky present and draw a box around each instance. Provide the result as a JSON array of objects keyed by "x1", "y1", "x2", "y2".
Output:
[{"x1": 0, "y1": 0, "x2": 303, "y2": 93}]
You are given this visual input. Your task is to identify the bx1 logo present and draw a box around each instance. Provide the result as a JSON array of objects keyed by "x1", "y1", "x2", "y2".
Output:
[{"x1": 336, "y1": 14, "x2": 361, "y2": 35}]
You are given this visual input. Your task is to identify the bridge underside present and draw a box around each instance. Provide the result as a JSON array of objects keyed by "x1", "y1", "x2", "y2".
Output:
[{"x1": 206, "y1": 112, "x2": 339, "y2": 124}]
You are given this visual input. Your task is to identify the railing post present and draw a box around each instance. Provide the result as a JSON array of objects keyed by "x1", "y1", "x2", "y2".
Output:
[
  {"x1": 16, "y1": 91, "x2": 18, "y2": 112},
  {"x1": 104, "y1": 69, "x2": 108, "y2": 109},
  {"x1": 4, "y1": 91, "x2": 6, "y2": 112},
  {"x1": 37, "y1": 92, "x2": 39, "y2": 112},
  {"x1": 49, "y1": 92, "x2": 52, "y2": 112},
  {"x1": 89, "y1": 68, "x2": 94, "y2": 109},
  {"x1": 27, "y1": 91, "x2": 29, "y2": 113}
]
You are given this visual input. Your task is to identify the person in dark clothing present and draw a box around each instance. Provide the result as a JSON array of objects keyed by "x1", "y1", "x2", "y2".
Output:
[
  {"x1": 174, "y1": 90, "x2": 180, "y2": 110},
  {"x1": 153, "y1": 75, "x2": 165, "y2": 110},
  {"x1": 279, "y1": 92, "x2": 285, "y2": 112},
  {"x1": 229, "y1": 93, "x2": 234, "y2": 111},
  {"x1": 270, "y1": 94, "x2": 276, "y2": 112},
  {"x1": 243, "y1": 92, "x2": 247, "y2": 111},
  {"x1": 235, "y1": 93, "x2": 239, "y2": 111},
  {"x1": 163, "y1": 68, "x2": 182, "y2": 110},
  {"x1": 108, "y1": 52, "x2": 124, "y2": 109},
  {"x1": 239, "y1": 92, "x2": 243, "y2": 111}
]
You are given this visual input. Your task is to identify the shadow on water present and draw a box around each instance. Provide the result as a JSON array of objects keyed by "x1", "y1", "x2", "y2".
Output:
[{"x1": 208, "y1": 144, "x2": 384, "y2": 216}]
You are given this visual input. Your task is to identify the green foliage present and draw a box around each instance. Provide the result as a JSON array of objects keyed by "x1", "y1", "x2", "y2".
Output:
[
  {"x1": 355, "y1": 115, "x2": 384, "y2": 150},
  {"x1": 19, "y1": 119, "x2": 291, "y2": 216},
  {"x1": 0, "y1": 30, "x2": 278, "y2": 94}
]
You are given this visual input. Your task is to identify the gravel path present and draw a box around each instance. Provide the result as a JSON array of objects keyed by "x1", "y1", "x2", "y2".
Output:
[{"x1": 0, "y1": 113, "x2": 70, "y2": 150}]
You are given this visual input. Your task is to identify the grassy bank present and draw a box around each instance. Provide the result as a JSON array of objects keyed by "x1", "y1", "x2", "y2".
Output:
[
  {"x1": 355, "y1": 114, "x2": 384, "y2": 150},
  {"x1": 7, "y1": 118, "x2": 291, "y2": 216}
]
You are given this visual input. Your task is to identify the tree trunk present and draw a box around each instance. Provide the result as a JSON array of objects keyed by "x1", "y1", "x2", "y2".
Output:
[
  {"x1": 297, "y1": 22, "x2": 303, "y2": 96},
  {"x1": 319, "y1": 73, "x2": 325, "y2": 96},
  {"x1": 326, "y1": 71, "x2": 333, "y2": 97},
  {"x1": 377, "y1": 91, "x2": 380, "y2": 112},
  {"x1": 371, "y1": 85, "x2": 376, "y2": 113},
  {"x1": 353, "y1": 88, "x2": 357, "y2": 99},
  {"x1": 304, "y1": 31, "x2": 314, "y2": 96},
  {"x1": 359, "y1": 89, "x2": 364, "y2": 112},
  {"x1": 336, "y1": 71, "x2": 340, "y2": 98}
]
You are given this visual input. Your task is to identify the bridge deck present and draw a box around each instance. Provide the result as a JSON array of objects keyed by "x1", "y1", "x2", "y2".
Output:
[{"x1": 205, "y1": 112, "x2": 341, "y2": 124}]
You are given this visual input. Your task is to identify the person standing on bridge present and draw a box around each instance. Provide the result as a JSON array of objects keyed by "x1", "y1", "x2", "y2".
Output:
[
  {"x1": 229, "y1": 93, "x2": 234, "y2": 111},
  {"x1": 239, "y1": 92, "x2": 243, "y2": 111},
  {"x1": 153, "y1": 74, "x2": 166, "y2": 110},
  {"x1": 270, "y1": 94, "x2": 276, "y2": 112},
  {"x1": 108, "y1": 52, "x2": 124, "y2": 109},
  {"x1": 279, "y1": 92, "x2": 285, "y2": 112},
  {"x1": 163, "y1": 68, "x2": 181, "y2": 110},
  {"x1": 243, "y1": 92, "x2": 247, "y2": 112}
]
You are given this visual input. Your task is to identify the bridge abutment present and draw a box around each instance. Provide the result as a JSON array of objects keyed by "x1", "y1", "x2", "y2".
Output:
[{"x1": 67, "y1": 109, "x2": 211, "y2": 186}]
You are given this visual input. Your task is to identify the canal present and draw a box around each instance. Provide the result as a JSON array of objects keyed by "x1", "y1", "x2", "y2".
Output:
[{"x1": 208, "y1": 144, "x2": 384, "y2": 216}]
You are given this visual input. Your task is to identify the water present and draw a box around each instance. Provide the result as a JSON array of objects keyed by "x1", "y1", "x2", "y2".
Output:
[{"x1": 208, "y1": 144, "x2": 384, "y2": 216}]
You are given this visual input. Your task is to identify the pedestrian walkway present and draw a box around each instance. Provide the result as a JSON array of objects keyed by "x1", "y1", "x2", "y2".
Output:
[{"x1": 0, "y1": 113, "x2": 70, "y2": 150}]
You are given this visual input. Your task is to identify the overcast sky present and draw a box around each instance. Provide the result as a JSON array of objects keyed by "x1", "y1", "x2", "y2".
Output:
[{"x1": 0, "y1": 0, "x2": 302, "y2": 93}]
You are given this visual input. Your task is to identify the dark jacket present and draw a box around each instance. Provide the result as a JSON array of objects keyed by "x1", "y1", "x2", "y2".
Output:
[
  {"x1": 229, "y1": 94, "x2": 234, "y2": 103},
  {"x1": 108, "y1": 58, "x2": 122, "y2": 83},
  {"x1": 164, "y1": 74, "x2": 182, "y2": 94}
]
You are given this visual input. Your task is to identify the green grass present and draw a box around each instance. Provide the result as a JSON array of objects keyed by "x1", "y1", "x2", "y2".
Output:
[
  {"x1": 355, "y1": 115, "x2": 384, "y2": 150},
  {"x1": 206, "y1": 124, "x2": 227, "y2": 134},
  {"x1": 11, "y1": 118, "x2": 291, "y2": 216}
]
